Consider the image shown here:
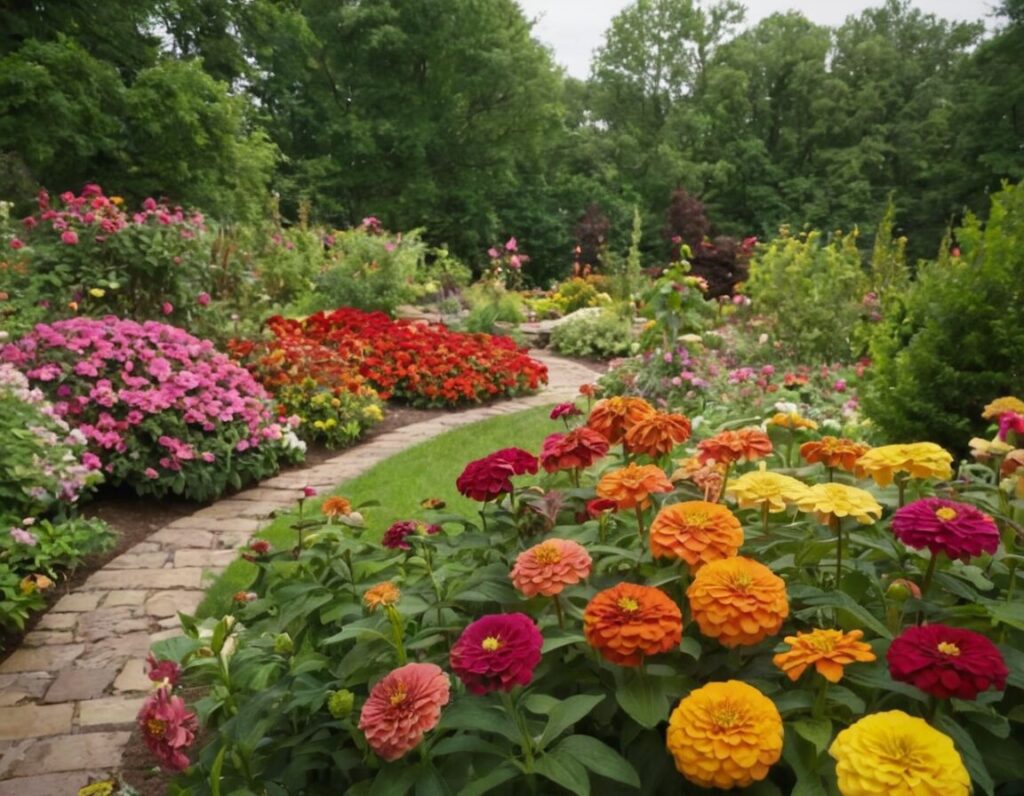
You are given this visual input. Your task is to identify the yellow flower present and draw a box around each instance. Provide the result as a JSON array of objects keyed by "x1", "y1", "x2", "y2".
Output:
[
  {"x1": 77, "y1": 782, "x2": 116, "y2": 796},
  {"x1": 854, "y1": 442, "x2": 953, "y2": 487},
  {"x1": 88, "y1": 288, "x2": 106, "y2": 298},
  {"x1": 768, "y1": 411, "x2": 818, "y2": 431},
  {"x1": 829, "y1": 710, "x2": 969, "y2": 795},
  {"x1": 795, "y1": 483, "x2": 883, "y2": 525},
  {"x1": 969, "y1": 436, "x2": 1013, "y2": 460},
  {"x1": 982, "y1": 395, "x2": 1024, "y2": 420},
  {"x1": 363, "y1": 404, "x2": 384, "y2": 421},
  {"x1": 726, "y1": 464, "x2": 810, "y2": 513},
  {"x1": 772, "y1": 628, "x2": 876, "y2": 682},
  {"x1": 666, "y1": 680, "x2": 783, "y2": 789}
]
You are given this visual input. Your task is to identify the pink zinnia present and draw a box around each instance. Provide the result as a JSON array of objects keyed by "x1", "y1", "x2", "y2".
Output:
[
  {"x1": 998, "y1": 412, "x2": 1024, "y2": 442},
  {"x1": 197, "y1": 292, "x2": 211, "y2": 306},
  {"x1": 539, "y1": 428, "x2": 609, "y2": 473},
  {"x1": 61, "y1": 230, "x2": 78, "y2": 245},
  {"x1": 450, "y1": 613, "x2": 543, "y2": 694},
  {"x1": 887, "y1": 624, "x2": 1008, "y2": 700},
  {"x1": 9, "y1": 238, "x2": 24, "y2": 250},
  {"x1": 358, "y1": 662, "x2": 450, "y2": 761},
  {"x1": 510, "y1": 538, "x2": 592, "y2": 597},
  {"x1": 138, "y1": 687, "x2": 197, "y2": 771},
  {"x1": 146, "y1": 654, "x2": 181, "y2": 686},
  {"x1": 891, "y1": 498, "x2": 999, "y2": 561},
  {"x1": 549, "y1": 402, "x2": 581, "y2": 420}
]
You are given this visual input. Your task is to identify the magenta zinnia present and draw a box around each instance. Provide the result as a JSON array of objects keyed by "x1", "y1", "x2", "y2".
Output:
[
  {"x1": 138, "y1": 687, "x2": 198, "y2": 771},
  {"x1": 887, "y1": 623, "x2": 1008, "y2": 700},
  {"x1": 455, "y1": 447, "x2": 538, "y2": 502},
  {"x1": 358, "y1": 662, "x2": 450, "y2": 761},
  {"x1": 382, "y1": 519, "x2": 441, "y2": 550},
  {"x1": 449, "y1": 613, "x2": 543, "y2": 694},
  {"x1": 890, "y1": 498, "x2": 999, "y2": 561}
]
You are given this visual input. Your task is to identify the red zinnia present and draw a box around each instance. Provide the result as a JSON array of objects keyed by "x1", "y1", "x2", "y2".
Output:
[
  {"x1": 456, "y1": 447, "x2": 538, "y2": 502},
  {"x1": 138, "y1": 687, "x2": 198, "y2": 771},
  {"x1": 358, "y1": 662, "x2": 450, "y2": 761},
  {"x1": 382, "y1": 520, "x2": 441, "y2": 550},
  {"x1": 146, "y1": 654, "x2": 181, "y2": 686},
  {"x1": 539, "y1": 427, "x2": 609, "y2": 473},
  {"x1": 449, "y1": 613, "x2": 543, "y2": 694},
  {"x1": 891, "y1": 498, "x2": 999, "y2": 561},
  {"x1": 887, "y1": 624, "x2": 1008, "y2": 700},
  {"x1": 550, "y1": 402, "x2": 582, "y2": 420}
]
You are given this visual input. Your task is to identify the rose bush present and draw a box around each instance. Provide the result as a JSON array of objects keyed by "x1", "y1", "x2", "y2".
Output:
[{"x1": 2, "y1": 317, "x2": 304, "y2": 501}]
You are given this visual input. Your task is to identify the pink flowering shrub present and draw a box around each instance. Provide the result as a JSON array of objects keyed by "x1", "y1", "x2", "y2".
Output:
[{"x1": 2, "y1": 317, "x2": 305, "y2": 501}]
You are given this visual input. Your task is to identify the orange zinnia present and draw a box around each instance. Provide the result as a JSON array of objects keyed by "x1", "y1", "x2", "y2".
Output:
[
  {"x1": 670, "y1": 456, "x2": 726, "y2": 503},
  {"x1": 800, "y1": 436, "x2": 869, "y2": 471},
  {"x1": 649, "y1": 501, "x2": 743, "y2": 570},
  {"x1": 583, "y1": 582, "x2": 683, "y2": 666},
  {"x1": 322, "y1": 496, "x2": 353, "y2": 517},
  {"x1": 687, "y1": 557, "x2": 788, "y2": 648},
  {"x1": 363, "y1": 581, "x2": 401, "y2": 611},
  {"x1": 697, "y1": 428, "x2": 773, "y2": 466},
  {"x1": 586, "y1": 396, "x2": 657, "y2": 444},
  {"x1": 772, "y1": 628, "x2": 876, "y2": 682},
  {"x1": 596, "y1": 463, "x2": 674, "y2": 510},
  {"x1": 624, "y1": 412, "x2": 692, "y2": 457}
]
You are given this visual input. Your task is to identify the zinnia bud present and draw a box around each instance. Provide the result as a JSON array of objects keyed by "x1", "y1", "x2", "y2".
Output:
[{"x1": 328, "y1": 689, "x2": 355, "y2": 718}]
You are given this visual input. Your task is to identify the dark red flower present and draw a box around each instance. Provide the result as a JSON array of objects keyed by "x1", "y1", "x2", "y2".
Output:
[
  {"x1": 887, "y1": 624, "x2": 1008, "y2": 700},
  {"x1": 146, "y1": 654, "x2": 181, "y2": 686},
  {"x1": 138, "y1": 687, "x2": 198, "y2": 771},
  {"x1": 456, "y1": 448, "x2": 537, "y2": 502},
  {"x1": 550, "y1": 402, "x2": 582, "y2": 420},
  {"x1": 891, "y1": 498, "x2": 999, "y2": 561},
  {"x1": 449, "y1": 613, "x2": 543, "y2": 694},
  {"x1": 490, "y1": 447, "x2": 539, "y2": 476},
  {"x1": 382, "y1": 520, "x2": 441, "y2": 550},
  {"x1": 587, "y1": 498, "x2": 618, "y2": 518},
  {"x1": 539, "y1": 428, "x2": 609, "y2": 473}
]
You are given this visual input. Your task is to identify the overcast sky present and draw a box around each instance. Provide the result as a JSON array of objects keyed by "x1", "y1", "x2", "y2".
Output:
[{"x1": 517, "y1": 0, "x2": 999, "y2": 78}]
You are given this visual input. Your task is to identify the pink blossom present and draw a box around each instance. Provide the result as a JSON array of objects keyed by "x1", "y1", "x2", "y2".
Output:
[
  {"x1": 143, "y1": 197, "x2": 157, "y2": 211},
  {"x1": 487, "y1": 247, "x2": 500, "y2": 259},
  {"x1": 161, "y1": 302, "x2": 173, "y2": 315},
  {"x1": 9, "y1": 238, "x2": 24, "y2": 250},
  {"x1": 302, "y1": 486, "x2": 317, "y2": 498},
  {"x1": 197, "y1": 292, "x2": 210, "y2": 306},
  {"x1": 144, "y1": 468, "x2": 159, "y2": 479},
  {"x1": 61, "y1": 230, "x2": 79, "y2": 245},
  {"x1": 505, "y1": 236, "x2": 517, "y2": 252}
]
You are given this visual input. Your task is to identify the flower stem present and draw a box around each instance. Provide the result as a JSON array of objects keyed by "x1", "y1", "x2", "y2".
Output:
[
  {"x1": 552, "y1": 594, "x2": 566, "y2": 630},
  {"x1": 830, "y1": 514, "x2": 843, "y2": 590},
  {"x1": 386, "y1": 606, "x2": 407, "y2": 665},
  {"x1": 761, "y1": 502, "x2": 770, "y2": 538},
  {"x1": 634, "y1": 504, "x2": 646, "y2": 540},
  {"x1": 896, "y1": 476, "x2": 907, "y2": 508},
  {"x1": 500, "y1": 691, "x2": 534, "y2": 773},
  {"x1": 812, "y1": 677, "x2": 829, "y2": 719},
  {"x1": 917, "y1": 552, "x2": 940, "y2": 625}
]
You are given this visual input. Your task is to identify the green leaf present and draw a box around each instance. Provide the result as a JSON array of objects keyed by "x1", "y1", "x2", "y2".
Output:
[
  {"x1": 796, "y1": 591, "x2": 891, "y2": 638},
  {"x1": 793, "y1": 717, "x2": 832, "y2": 757},
  {"x1": 538, "y1": 694, "x2": 605, "y2": 750},
  {"x1": 535, "y1": 749, "x2": 591, "y2": 795},
  {"x1": 369, "y1": 763, "x2": 420, "y2": 796},
  {"x1": 679, "y1": 636, "x2": 701, "y2": 660},
  {"x1": 438, "y1": 697, "x2": 520, "y2": 743},
  {"x1": 616, "y1": 672, "x2": 670, "y2": 729},
  {"x1": 541, "y1": 632, "x2": 585, "y2": 654},
  {"x1": 430, "y1": 735, "x2": 505, "y2": 758},
  {"x1": 555, "y1": 735, "x2": 640, "y2": 789},
  {"x1": 938, "y1": 714, "x2": 995, "y2": 796},
  {"x1": 457, "y1": 762, "x2": 520, "y2": 796}
]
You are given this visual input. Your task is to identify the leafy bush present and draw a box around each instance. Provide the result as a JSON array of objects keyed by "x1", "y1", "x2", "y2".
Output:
[
  {"x1": 745, "y1": 228, "x2": 868, "y2": 362},
  {"x1": 2, "y1": 317, "x2": 304, "y2": 501},
  {"x1": 462, "y1": 282, "x2": 524, "y2": 333},
  {"x1": 639, "y1": 263, "x2": 716, "y2": 349},
  {"x1": 863, "y1": 182, "x2": 1024, "y2": 451},
  {"x1": 550, "y1": 309, "x2": 634, "y2": 359},
  {"x1": 550, "y1": 275, "x2": 612, "y2": 314}
]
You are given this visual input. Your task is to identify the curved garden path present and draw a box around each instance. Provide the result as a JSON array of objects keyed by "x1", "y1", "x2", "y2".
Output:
[{"x1": 0, "y1": 352, "x2": 599, "y2": 794}]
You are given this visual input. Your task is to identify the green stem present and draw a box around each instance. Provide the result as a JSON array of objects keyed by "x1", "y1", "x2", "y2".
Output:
[
  {"x1": 917, "y1": 552, "x2": 940, "y2": 625},
  {"x1": 831, "y1": 514, "x2": 843, "y2": 591},
  {"x1": 720, "y1": 463, "x2": 732, "y2": 502},
  {"x1": 552, "y1": 594, "x2": 566, "y2": 630},
  {"x1": 386, "y1": 606, "x2": 407, "y2": 665},
  {"x1": 761, "y1": 502, "x2": 770, "y2": 539},
  {"x1": 812, "y1": 677, "x2": 829, "y2": 719},
  {"x1": 896, "y1": 476, "x2": 907, "y2": 509},
  {"x1": 634, "y1": 504, "x2": 646, "y2": 540},
  {"x1": 500, "y1": 691, "x2": 535, "y2": 773}
]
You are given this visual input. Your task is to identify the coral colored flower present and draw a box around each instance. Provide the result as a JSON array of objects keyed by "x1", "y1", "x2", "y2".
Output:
[
  {"x1": 539, "y1": 427, "x2": 609, "y2": 472},
  {"x1": 772, "y1": 628, "x2": 876, "y2": 682},
  {"x1": 854, "y1": 442, "x2": 953, "y2": 486},
  {"x1": 146, "y1": 654, "x2": 182, "y2": 686},
  {"x1": 549, "y1": 402, "x2": 581, "y2": 420},
  {"x1": 364, "y1": 581, "x2": 401, "y2": 611},
  {"x1": 799, "y1": 436, "x2": 869, "y2": 471},
  {"x1": 456, "y1": 448, "x2": 537, "y2": 502},
  {"x1": 666, "y1": 680, "x2": 783, "y2": 790},
  {"x1": 321, "y1": 496, "x2": 353, "y2": 517},
  {"x1": 449, "y1": 613, "x2": 543, "y2": 694},
  {"x1": 579, "y1": 383, "x2": 598, "y2": 397},
  {"x1": 583, "y1": 582, "x2": 682, "y2": 666},
  {"x1": 795, "y1": 483, "x2": 883, "y2": 525},
  {"x1": 595, "y1": 462, "x2": 674, "y2": 510},
  {"x1": 982, "y1": 395, "x2": 1024, "y2": 420},
  {"x1": 687, "y1": 557, "x2": 788, "y2": 647},
  {"x1": 138, "y1": 687, "x2": 197, "y2": 771},
  {"x1": 887, "y1": 623, "x2": 1008, "y2": 700},
  {"x1": 649, "y1": 500, "x2": 743, "y2": 569},
  {"x1": 358, "y1": 662, "x2": 450, "y2": 761},
  {"x1": 510, "y1": 538, "x2": 592, "y2": 597},
  {"x1": 670, "y1": 456, "x2": 726, "y2": 502},
  {"x1": 623, "y1": 411, "x2": 692, "y2": 457},
  {"x1": 382, "y1": 520, "x2": 440, "y2": 550},
  {"x1": 726, "y1": 466, "x2": 810, "y2": 513},
  {"x1": 829, "y1": 711, "x2": 969, "y2": 796},
  {"x1": 768, "y1": 411, "x2": 818, "y2": 431},
  {"x1": 586, "y1": 396, "x2": 656, "y2": 444},
  {"x1": 891, "y1": 497, "x2": 999, "y2": 560},
  {"x1": 697, "y1": 427, "x2": 773, "y2": 466}
]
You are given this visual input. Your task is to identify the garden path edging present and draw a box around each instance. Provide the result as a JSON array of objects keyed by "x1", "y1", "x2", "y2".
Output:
[{"x1": 0, "y1": 352, "x2": 598, "y2": 794}]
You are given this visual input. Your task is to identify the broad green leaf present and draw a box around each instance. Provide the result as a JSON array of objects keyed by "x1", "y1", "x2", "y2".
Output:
[
  {"x1": 616, "y1": 673, "x2": 670, "y2": 729},
  {"x1": 793, "y1": 717, "x2": 832, "y2": 757},
  {"x1": 457, "y1": 762, "x2": 520, "y2": 796},
  {"x1": 938, "y1": 714, "x2": 995, "y2": 796},
  {"x1": 555, "y1": 735, "x2": 641, "y2": 789},
  {"x1": 535, "y1": 749, "x2": 590, "y2": 795},
  {"x1": 538, "y1": 693, "x2": 605, "y2": 749}
]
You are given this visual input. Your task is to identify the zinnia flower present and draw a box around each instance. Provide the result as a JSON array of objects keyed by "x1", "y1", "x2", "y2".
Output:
[
  {"x1": 456, "y1": 448, "x2": 537, "y2": 502},
  {"x1": 364, "y1": 581, "x2": 401, "y2": 611},
  {"x1": 358, "y1": 662, "x2": 450, "y2": 761},
  {"x1": 887, "y1": 623, "x2": 1008, "y2": 700},
  {"x1": 768, "y1": 411, "x2": 818, "y2": 431},
  {"x1": 623, "y1": 412, "x2": 692, "y2": 457},
  {"x1": 891, "y1": 497, "x2": 999, "y2": 561},
  {"x1": 583, "y1": 582, "x2": 682, "y2": 666},
  {"x1": 726, "y1": 466, "x2": 810, "y2": 513},
  {"x1": 829, "y1": 710, "x2": 969, "y2": 795},
  {"x1": 549, "y1": 402, "x2": 581, "y2": 420},
  {"x1": 697, "y1": 428, "x2": 773, "y2": 466},
  {"x1": 666, "y1": 680, "x2": 783, "y2": 789},
  {"x1": 138, "y1": 687, "x2": 197, "y2": 771},
  {"x1": 586, "y1": 396, "x2": 656, "y2": 444},
  {"x1": 450, "y1": 613, "x2": 543, "y2": 694},
  {"x1": 795, "y1": 483, "x2": 883, "y2": 525},
  {"x1": 670, "y1": 456, "x2": 726, "y2": 502},
  {"x1": 539, "y1": 427, "x2": 609, "y2": 472},
  {"x1": 382, "y1": 520, "x2": 441, "y2": 550},
  {"x1": 649, "y1": 500, "x2": 743, "y2": 570},
  {"x1": 595, "y1": 463, "x2": 674, "y2": 510},
  {"x1": 998, "y1": 411, "x2": 1024, "y2": 442},
  {"x1": 854, "y1": 443, "x2": 953, "y2": 487},
  {"x1": 800, "y1": 436, "x2": 869, "y2": 471},
  {"x1": 969, "y1": 436, "x2": 1013, "y2": 461},
  {"x1": 510, "y1": 538, "x2": 592, "y2": 597},
  {"x1": 146, "y1": 654, "x2": 181, "y2": 686},
  {"x1": 772, "y1": 628, "x2": 876, "y2": 682},
  {"x1": 321, "y1": 496, "x2": 353, "y2": 517},
  {"x1": 982, "y1": 395, "x2": 1024, "y2": 420},
  {"x1": 687, "y1": 557, "x2": 788, "y2": 647}
]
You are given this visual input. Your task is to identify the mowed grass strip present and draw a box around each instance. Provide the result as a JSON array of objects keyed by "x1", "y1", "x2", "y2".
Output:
[{"x1": 197, "y1": 404, "x2": 557, "y2": 616}]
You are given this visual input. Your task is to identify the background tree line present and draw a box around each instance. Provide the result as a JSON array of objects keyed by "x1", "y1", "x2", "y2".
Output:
[{"x1": 1, "y1": 0, "x2": 1021, "y2": 280}]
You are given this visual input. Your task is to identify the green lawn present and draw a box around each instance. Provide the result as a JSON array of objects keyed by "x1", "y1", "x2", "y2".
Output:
[{"x1": 197, "y1": 403, "x2": 557, "y2": 617}]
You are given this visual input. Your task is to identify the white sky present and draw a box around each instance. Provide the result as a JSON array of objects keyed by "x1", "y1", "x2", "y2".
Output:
[{"x1": 517, "y1": 0, "x2": 999, "y2": 78}]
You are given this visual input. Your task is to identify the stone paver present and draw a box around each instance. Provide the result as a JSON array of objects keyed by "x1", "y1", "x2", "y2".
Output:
[{"x1": 0, "y1": 351, "x2": 598, "y2": 782}]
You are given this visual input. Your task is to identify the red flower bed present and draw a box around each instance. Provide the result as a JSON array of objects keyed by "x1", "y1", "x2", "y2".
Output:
[{"x1": 233, "y1": 308, "x2": 547, "y2": 408}]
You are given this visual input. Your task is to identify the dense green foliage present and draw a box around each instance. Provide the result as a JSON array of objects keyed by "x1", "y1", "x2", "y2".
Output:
[{"x1": 549, "y1": 309, "x2": 635, "y2": 359}]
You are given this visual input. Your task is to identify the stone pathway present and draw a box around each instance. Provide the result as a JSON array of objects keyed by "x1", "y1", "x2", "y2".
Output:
[{"x1": 0, "y1": 352, "x2": 599, "y2": 794}]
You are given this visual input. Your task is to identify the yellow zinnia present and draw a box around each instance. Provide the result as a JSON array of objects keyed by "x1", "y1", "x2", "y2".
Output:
[
  {"x1": 768, "y1": 411, "x2": 818, "y2": 431},
  {"x1": 982, "y1": 395, "x2": 1024, "y2": 420},
  {"x1": 726, "y1": 465, "x2": 810, "y2": 513},
  {"x1": 795, "y1": 483, "x2": 882, "y2": 525},
  {"x1": 829, "y1": 710, "x2": 969, "y2": 796},
  {"x1": 970, "y1": 436, "x2": 1013, "y2": 460},
  {"x1": 88, "y1": 288, "x2": 106, "y2": 298},
  {"x1": 854, "y1": 442, "x2": 953, "y2": 487}
]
